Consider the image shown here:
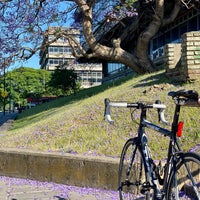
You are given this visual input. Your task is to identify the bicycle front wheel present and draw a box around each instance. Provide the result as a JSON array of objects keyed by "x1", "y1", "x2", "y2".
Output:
[
  {"x1": 118, "y1": 138, "x2": 153, "y2": 200},
  {"x1": 167, "y1": 152, "x2": 200, "y2": 200}
]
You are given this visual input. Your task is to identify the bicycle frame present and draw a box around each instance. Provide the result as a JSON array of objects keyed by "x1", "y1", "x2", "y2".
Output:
[{"x1": 137, "y1": 103, "x2": 183, "y2": 199}]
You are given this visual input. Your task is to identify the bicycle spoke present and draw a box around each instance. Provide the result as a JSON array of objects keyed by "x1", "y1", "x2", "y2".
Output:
[
  {"x1": 118, "y1": 138, "x2": 154, "y2": 200},
  {"x1": 167, "y1": 153, "x2": 200, "y2": 200}
]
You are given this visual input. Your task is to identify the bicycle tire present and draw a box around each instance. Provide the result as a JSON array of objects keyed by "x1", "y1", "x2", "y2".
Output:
[
  {"x1": 118, "y1": 137, "x2": 154, "y2": 200},
  {"x1": 166, "y1": 152, "x2": 200, "y2": 200}
]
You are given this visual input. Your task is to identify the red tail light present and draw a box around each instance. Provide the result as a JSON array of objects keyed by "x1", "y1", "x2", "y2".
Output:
[{"x1": 177, "y1": 121, "x2": 184, "y2": 137}]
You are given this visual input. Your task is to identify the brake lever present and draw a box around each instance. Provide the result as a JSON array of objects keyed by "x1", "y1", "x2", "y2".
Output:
[
  {"x1": 104, "y1": 98, "x2": 114, "y2": 124},
  {"x1": 155, "y1": 100, "x2": 162, "y2": 122},
  {"x1": 155, "y1": 100, "x2": 170, "y2": 126}
]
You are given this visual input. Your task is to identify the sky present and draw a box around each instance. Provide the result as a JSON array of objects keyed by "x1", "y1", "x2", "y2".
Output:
[
  {"x1": 23, "y1": 55, "x2": 40, "y2": 69},
  {"x1": 9, "y1": 54, "x2": 41, "y2": 71},
  {"x1": 7, "y1": 1, "x2": 75, "y2": 71}
]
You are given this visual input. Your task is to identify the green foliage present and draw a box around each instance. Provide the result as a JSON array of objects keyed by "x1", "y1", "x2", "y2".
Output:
[
  {"x1": 123, "y1": 0, "x2": 138, "y2": 6},
  {"x1": 48, "y1": 67, "x2": 81, "y2": 96},
  {"x1": 0, "y1": 66, "x2": 81, "y2": 109},
  {"x1": 0, "y1": 67, "x2": 52, "y2": 108}
]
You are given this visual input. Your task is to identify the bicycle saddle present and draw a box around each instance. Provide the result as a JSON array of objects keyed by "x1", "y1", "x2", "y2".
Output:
[{"x1": 168, "y1": 89, "x2": 199, "y2": 100}]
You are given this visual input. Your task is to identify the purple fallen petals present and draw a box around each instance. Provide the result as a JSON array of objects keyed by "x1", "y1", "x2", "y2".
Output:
[{"x1": 0, "y1": 176, "x2": 119, "y2": 199}]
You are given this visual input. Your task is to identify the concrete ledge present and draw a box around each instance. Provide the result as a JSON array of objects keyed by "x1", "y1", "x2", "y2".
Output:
[{"x1": 0, "y1": 148, "x2": 119, "y2": 190}]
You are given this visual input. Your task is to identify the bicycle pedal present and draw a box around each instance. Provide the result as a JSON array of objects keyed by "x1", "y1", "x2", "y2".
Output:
[
  {"x1": 156, "y1": 192, "x2": 163, "y2": 200},
  {"x1": 140, "y1": 182, "x2": 151, "y2": 194}
]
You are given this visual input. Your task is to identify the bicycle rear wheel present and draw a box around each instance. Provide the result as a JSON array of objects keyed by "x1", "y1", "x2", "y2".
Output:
[
  {"x1": 118, "y1": 138, "x2": 153, "y2": 200},
  {"x1": 167, "y1": 152, "x2": 200, "y2": 200}
]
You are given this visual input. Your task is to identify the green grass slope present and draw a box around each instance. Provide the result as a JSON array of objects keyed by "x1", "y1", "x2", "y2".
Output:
[{"x1": 0, "y1": 70, "x2": 200, "y2": 159}]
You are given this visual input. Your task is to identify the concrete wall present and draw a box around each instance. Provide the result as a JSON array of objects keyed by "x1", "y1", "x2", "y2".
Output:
[
  {"x1": 181, "y1": 31, "x2": 200, "y2": 80},
  {"x1": 165, "y1": 43, "x2": 187, "y2": 81},
  {"x1": 165, "y1": 43, "x2": 182, "y2": 70},
  {"x1": 0, "y1": 148, "x2": 119, "y2": 190},
  {"x1": 165, "y1": 31, "x2": 200, "y2": 81}
]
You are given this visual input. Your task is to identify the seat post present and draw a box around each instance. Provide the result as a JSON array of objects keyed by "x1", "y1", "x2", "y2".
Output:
[{"x1": 171, "y1": 104, "x2": 181, "y2": 134}]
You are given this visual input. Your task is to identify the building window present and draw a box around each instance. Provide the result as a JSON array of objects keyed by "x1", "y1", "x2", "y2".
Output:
[
  {"x1": 48, "y1": 46, "x2": 73, "y2": 54},
  {"x1": 75, "y1": 70, "x2": 102, "y2": 87},
  {"x1": 64, "y1": 47, "x2": 72, "y2": 54},
  {"x1": 48, "y1": 58, "x2": 69, "y2": 66},
  {"x1": 180, "y1": 23, "x2": 188, "y2": 35},
  {"x1": 157, "y1": 35, "x2": 164, "y2": 49},
  {"x1": 188, "y1": 17, "x2": 197, "y2": 31},
  {"x1": 165, "y1": 31, "x2": 171, "y2": 44},
  {"x1": 107, "y1": 63, "x2": 125, "y2": 74},
  {"x1": 171, "y1": 27, "x2": 179, "y2": 42},
  {"x1": 59, "y1": 48, "x2": 63, "y2": 53},
  {"x1": 54, "y1": 47, "x2": 59, "y2": 53},
  {"x1": 49, "y1": 47, "x2": 54, "y2": 52}
]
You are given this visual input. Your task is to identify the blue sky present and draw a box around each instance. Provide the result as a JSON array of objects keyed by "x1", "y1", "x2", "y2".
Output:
[
  {"x1": 9, "y1": 54, "x2": 41, "y2": 71},
  {"x1": 23, "y1": 55, "x2": 40, "y2": 69}
]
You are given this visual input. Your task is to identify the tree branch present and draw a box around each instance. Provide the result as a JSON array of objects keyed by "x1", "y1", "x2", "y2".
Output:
[{"x1": 162, "y1": 0, "x2": 181, "y2": 26}]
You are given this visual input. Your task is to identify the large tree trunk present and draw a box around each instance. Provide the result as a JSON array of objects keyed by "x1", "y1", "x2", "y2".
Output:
[
  {"x1": 135, "y1": 0, "x2": 181, "y2": 72},
  {"x1": 135, "y1": 0, "x2": 164, "y2": 72},
  {"x1": 74, "y1": 0, "x2": 182, "y2": 74},
  {"x1": 74, "y1": 0, "x2": 145, "y2": 74}
]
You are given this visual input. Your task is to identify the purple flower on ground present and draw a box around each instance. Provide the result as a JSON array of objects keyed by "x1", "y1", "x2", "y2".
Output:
[
  {"x1": 0, "y1": 176, "x2": 119, "y2": 199},
  {"x1": 190, "y1": 143, "x2": 200, "y2": 152}
]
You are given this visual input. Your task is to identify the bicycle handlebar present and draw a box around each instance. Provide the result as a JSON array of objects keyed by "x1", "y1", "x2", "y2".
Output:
[{"x1": 104, "y1": 98, "x2": 169, "y2": 125}]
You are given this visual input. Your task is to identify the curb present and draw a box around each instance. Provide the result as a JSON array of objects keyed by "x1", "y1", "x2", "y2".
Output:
[{"x1": 0, "y1": 148, "x2": 119, "y2": 190}]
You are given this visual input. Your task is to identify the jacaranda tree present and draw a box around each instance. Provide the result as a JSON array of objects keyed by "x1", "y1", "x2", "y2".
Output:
[{"x1": 0, "y1": 0, "x2": 199, "y2": 73}]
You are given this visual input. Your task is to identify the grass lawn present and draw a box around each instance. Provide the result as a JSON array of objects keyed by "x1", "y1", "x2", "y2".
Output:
[{"x1": 0, "y1": 70, "x2": 200, "y2": 159}]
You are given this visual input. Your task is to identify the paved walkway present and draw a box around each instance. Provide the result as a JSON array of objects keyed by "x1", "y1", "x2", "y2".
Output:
[
  {"x1": 0, "y1": 176, "x2": 119, "y2": 200},
  {"x1": 0, "y1": 111, "x2": 18, "y2": 132}
]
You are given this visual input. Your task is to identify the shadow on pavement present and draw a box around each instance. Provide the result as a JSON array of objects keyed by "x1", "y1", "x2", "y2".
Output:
[{"x1": 54, "y1": 196, "x2": 67, "y2": 200}]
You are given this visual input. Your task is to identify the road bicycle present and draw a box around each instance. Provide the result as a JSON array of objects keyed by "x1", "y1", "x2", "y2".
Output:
[{"x1": 104, "y1": 89, "x2": 200, "y2": 200}]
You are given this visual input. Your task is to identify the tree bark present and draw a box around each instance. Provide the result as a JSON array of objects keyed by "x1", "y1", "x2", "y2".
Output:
[
  {"x1": 74, "y1": 0, "x2": 183, "y2": 74},
  {"x1": 74, "y1": 0, "x2": 145, "y2": 74},
  {"x1": 136, "y1": 0, "x2": 164, "y2": 72}
]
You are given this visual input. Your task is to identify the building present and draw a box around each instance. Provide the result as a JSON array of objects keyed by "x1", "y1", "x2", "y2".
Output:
[
  {"x1": 73, "y1": 63, "x2": 102, "y2": 88},
  {"x1": 39, "y1": 27, "x2": 102, "y2": 88},
  {"x1": 89, "y1": 5, "x2": 200, "y2": 83},
  {"x1": 40, "y1": 27, "x2": 80, "y2": 71},
  {"x1": 150, "y1": 8, "x2": 200, "y2": 66}
]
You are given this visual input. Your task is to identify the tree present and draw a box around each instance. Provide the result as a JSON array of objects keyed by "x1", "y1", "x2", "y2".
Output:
[
  {"x1": 48, "y1": 67, "x2": 80, "y2": 96},
  {"x1": 0, "y1": 66, "x2": 80, "y2": 108},
  {"x1": 0, "y1": 67, "x2": 52, "y2": 107},
  {"x1": 0, "y1": 0, "x2": 199, "y2": 74}
]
